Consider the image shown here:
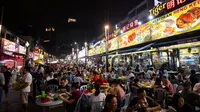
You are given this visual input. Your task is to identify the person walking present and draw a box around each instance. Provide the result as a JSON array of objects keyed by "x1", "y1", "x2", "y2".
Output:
[{"x1": 20, "y1": 67, "x2": 32, "y2": 112}]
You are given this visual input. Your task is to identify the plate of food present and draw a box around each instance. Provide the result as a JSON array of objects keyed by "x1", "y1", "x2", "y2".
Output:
[{"x1": 176, "y1": 7, "x2": 200, "y2": 32}]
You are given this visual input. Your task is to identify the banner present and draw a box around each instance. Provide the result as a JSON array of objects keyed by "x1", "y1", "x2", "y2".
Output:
[
  {"x1": 119, "y1": 22, "x2": 151, "y2": 49},
  {"x1": 151, "y1": 0, "x2": 200, "y2": 40},
  {"x1": 108, "y1": 37, "x2": 118, "y2": 51}
]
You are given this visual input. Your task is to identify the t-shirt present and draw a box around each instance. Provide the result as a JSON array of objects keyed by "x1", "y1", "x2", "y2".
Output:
[
  {"x1": 46, "y1": 76, "x2": 54, "y2": 81},
  {"x1": 116, "y1": 85, "x2": 125, "y2": 100},
  {"x1": 93, "y1": 75, "x2": 100, "y2": 82},
  {"x1": 22, "y1": 72, "x2": 32, "y2": 92},
  {"x1": 58, "y1": 84, "x2": 70, "y2": 92},
  {"x1": 89, "y1": 93, "x2": 106, "y2": 102},
  {"x1": 73, "y1": 77, "x2": 84, "y2": 86},
  {"x1": 3, "y1": 71, "x2": 12, "y2": 85},
  {"x1": 181, "y1": 91, "x2": 200, "y2": 110},
  {"x1": 47, "y1": 79, "x2": 59, "y2": 86},
  {"x1": 177, "y1": 103, "x2": 194, "y2": 112}
]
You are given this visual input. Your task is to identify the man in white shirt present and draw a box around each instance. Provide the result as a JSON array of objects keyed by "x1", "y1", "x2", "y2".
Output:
[
  {"x1": 126, "y1": 71, "x2": 135, "y2": 81},
  {"x1": 0, "y1": 72, "x2": 5, "y2": 104},
  {"x1": 21, "y1": 67, "x2": 32, "y2": 112},
  {"x1": 46, "y1": 72, "x2": 54, "y2": 82}
]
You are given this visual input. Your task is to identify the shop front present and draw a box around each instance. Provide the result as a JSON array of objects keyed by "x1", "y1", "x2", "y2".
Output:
[{"x1": 0, "y1": 38, "x2": 27, "y2": 68}]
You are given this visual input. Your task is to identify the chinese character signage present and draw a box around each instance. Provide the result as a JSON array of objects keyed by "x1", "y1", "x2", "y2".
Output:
[
  {"x1": 3, "y1": 39, "x2": 16, "y2": 52},
  {"x1": 150, "y1": 0, "x2": 187, "y2": 16},
  {"x1": 151, "y1": 0, "x2": 200, "y2": 40}
]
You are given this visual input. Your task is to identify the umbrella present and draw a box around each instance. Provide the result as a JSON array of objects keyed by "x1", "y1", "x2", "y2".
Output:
[{"x1": 34, "y1": 59, "x2": 45, "y2": 65}]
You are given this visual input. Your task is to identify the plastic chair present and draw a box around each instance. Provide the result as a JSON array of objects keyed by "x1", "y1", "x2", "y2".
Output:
[
  {"x1": 47, "y1": 85, "x2": 58, "y2": 93},
  {"x1": 80, "y1": 85, "x2": 87, "y2": 92},
  {"x1": 153, "y1": 88, "x2": 167, "y2": 108},
  {"x1": 120, "y1": 93, "x2": 131, "y2": 112}
]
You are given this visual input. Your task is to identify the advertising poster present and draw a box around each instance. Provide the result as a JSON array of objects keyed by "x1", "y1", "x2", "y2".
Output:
[
  {"x1": 151, "y1": 0, "x2": 200, "y2": 40},
  {"x1": 108, "y1": 37, "x2": 118, "y2": 51},
  {"x1": 119, "y1": 22, "x2": 151, "y2": 49}
]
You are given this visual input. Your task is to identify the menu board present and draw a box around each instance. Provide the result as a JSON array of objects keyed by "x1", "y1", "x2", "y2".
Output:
[
  {"x1": 119, "y1": 22, "x2": 151, "y2": 49},
  {"x1": 151, "y1": 0, "x2": 200, "y2": 40},
  {"x1": 108, "y1": 37, "x2": 118, "y2": 51}
]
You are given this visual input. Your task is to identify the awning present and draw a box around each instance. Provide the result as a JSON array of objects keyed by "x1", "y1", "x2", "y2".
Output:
[
  {"x1": 119, "y1": 48, "x2": 137, "y2": 54},
  {"x1": 136, "y1": 43, "x2": 154, "y2": 51}
]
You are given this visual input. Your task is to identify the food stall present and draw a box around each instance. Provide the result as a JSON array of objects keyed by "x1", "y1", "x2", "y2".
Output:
[{"x1": 0, "y1": 38, "x2": 26, "y2": 68}]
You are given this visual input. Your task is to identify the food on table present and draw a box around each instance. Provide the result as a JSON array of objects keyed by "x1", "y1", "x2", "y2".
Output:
[
  {"x1": 60, "y1": 94, "x2": 68, "y2": 99},
  {"x1": 41, "y1": 97, "x2": 51, "y2": 103}
]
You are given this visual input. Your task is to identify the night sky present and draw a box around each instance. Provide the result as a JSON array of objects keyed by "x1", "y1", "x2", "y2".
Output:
[{"x1": 1, "y1": 0, "x2": 144, "y2": 55}]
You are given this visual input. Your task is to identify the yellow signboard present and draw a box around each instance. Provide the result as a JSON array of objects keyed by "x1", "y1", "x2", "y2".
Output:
[
  {"x1": 119, "y1": 22, "x2": 151, "y2": 49},
  {"x1": 151, "y1": 0, "x2": 200, "y2": 40},
  {"x1": 108, "y1": 37, "x2": 118, "y2": 51}
]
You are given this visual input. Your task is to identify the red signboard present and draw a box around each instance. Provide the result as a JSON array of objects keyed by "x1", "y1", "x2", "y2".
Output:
[{"x1": 122, "y1": 20, "x2": 139, "y2": 32}]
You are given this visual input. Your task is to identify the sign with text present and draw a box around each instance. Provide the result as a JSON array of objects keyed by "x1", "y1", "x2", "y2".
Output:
[
  {"x1": 150, "y1": 0, "x2": 187, "y2": 16},
  {"x1": 3, "y1": 39, "x2": 16, "y2": 52},
  {"x1": 119, "y1": 22, "x2": 151, "y2": 49},
  {"x1": 151, "y1": 0, "x2": 200, "y2": 40}
]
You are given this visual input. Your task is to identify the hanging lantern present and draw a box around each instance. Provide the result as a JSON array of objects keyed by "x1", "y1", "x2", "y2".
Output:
[{"x1": 188, "y1": 48, "x2": 192, "y2": 53}]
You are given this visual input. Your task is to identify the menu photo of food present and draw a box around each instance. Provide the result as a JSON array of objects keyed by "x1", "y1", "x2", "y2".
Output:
[
  {"x1": 151, "y1": 23, "x2": 164, "y2": 40},
  {"x1": 163, "y1": 18, "x2": 177, "y2": 37},
  {"x1": 108, "y1": 38, "x2": 118, "y2": 51},
  {"x1": 176, "y1": 7, "x2": 200, "y2": 32},
  {"x1": 142, "y1": 24, "x2": 151, "y2": 42}
]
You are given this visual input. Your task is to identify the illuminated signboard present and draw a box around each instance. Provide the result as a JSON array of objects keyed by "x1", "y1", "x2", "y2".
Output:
[
  {"x1": 19, "y1": 46, "x2": 26, "y2": 55},
  {"x1": 119, "y1": 22, "x2": 151, "y2": 49},
  {"x1": 151, "y1": 0, "x2": 200, "y2": 40},
  {"x1": 149, "y1": 0, "x2": 187, "y2": 16},
  {"x1": 108, "y1": 37, "x2": 118, "y2": 51},
  {"x1": 122, "y1": 20, "x2": 139, "y2": 32},
  {"x1": 3, "y1": 39, "x2": 16, "y2": 52}
]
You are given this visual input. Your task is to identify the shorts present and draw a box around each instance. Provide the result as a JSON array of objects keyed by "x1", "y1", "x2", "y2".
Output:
[
  {"x1": 3, "y1": 86, "x2": 9, "y2": 94},
  {"x1": 20, "y1": 92, "x2": 29, "y2": 104}
]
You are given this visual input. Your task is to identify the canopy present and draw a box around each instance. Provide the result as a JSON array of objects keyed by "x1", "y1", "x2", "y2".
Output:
[{"x1": 34, "y1": 59, "x2": 45, "y2": 65}]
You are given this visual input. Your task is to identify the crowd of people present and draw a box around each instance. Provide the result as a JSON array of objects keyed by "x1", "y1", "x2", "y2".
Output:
[{"x1": 0, "y1": 63, "x2": 200, "y2": 112}]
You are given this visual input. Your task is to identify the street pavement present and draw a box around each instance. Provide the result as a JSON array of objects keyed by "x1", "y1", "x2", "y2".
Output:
[{"x1": 0, "y1": 89, "x2": 65, "y2": 112}]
